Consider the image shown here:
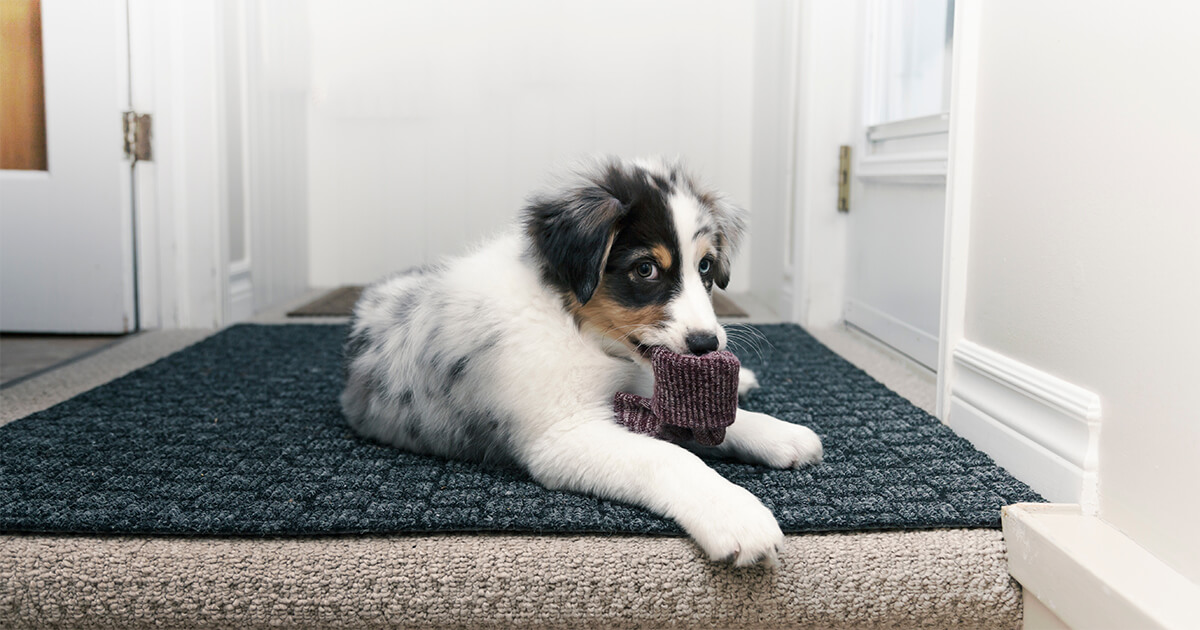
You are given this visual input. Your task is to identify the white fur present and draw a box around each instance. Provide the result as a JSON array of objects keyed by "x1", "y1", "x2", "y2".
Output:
[{"x1": 342, "y1": 161, "x2": 823, "y2": 567}]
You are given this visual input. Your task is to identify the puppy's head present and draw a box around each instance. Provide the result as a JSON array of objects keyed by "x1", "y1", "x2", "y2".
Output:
[{"x1": 524, "y1": 157, "x2": 746, "y2": 359}]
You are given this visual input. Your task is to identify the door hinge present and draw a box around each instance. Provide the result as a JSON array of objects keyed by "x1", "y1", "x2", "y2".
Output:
[
  {"x1": 122, "y1": 111, "x2": 153, "y2": 163},
  {"x1": 837, "y1": 145, "x2": 851, "y2": 213}
]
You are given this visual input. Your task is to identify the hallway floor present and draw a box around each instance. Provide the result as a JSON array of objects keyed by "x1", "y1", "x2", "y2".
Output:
[{"x1": 0, "y1": 334, "x2": 123, "y2": 387}]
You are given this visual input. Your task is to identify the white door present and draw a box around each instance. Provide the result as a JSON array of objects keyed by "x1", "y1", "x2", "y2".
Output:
[
  {"x1": 843, "y1": 0, "x2": 954, "y2": 370},
  {"x1": 0, "y1": 0, "x2": 135, "y2": 333}
]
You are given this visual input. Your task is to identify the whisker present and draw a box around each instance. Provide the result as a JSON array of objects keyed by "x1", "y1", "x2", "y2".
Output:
[{"x1": 722, "y1": 323, "x2": 773, "y2": 361}]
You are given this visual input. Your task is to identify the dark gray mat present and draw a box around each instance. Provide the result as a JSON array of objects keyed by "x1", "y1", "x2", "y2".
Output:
[
  {"x1": 0, "y1": 324, "x2": 1041, "y2": 536},
  {"x1": 289, "y1": 286, "x2": 749, "y2": 318}
]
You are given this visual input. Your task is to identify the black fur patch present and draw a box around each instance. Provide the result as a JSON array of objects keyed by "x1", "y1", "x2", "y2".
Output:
[
  {"x1": 455, "y1": 410, "x2": 512, "y2": 466},
  {"x1": 525, "y1": 159, "x2": 690, "y2": 307},
  {"x1": 524, "y1": 163, "x2": 632, "y2": 304}
]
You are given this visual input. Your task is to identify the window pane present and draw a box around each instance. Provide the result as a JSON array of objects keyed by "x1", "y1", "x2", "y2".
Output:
[
  {"x1": 866, "y1": 0, "x2": 954, "y2": 126},
  {"x1": 0, "y1": 0, "x2": 48, "y2": 171}
]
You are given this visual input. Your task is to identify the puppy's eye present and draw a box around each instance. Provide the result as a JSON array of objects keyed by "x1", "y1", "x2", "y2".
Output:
[
  {"x1": 636, "y1": 262, "x2": 659, "y2": 280},
  {"x1": 698, "y1": 258, "x2": 713, "y2": 275}
]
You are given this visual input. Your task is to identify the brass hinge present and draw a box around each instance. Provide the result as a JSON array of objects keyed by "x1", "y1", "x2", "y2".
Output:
[
  {"x1": 122, "y1": 111, "x2": 153, "y2": 163},
  {"x1": 837, "y1": 145, "x2": 851, "y2": 213}
]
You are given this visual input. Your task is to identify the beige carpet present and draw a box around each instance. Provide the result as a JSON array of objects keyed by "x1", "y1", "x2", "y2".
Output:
[
  {"x1": 1, "y1": 530, "x2": 1019, "y2": 629},
  {"x1": 0, "y1": 326, "x2": 1019, "y2": 629}
]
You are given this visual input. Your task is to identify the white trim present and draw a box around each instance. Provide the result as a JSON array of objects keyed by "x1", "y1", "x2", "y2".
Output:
[
  {"x1": 955, "y1": 342, "x2": 1101, "y2": 423},
  {"x1": 228, "y1": 260, "x2": 253, "y2": 323},
  {"x1": 128, "y1": 0, "x2": 226, "y2": 330},
  {"x1": 856, "y1": 151, "x2": 947, "y2": 183},
  {"x1": 866, "y1": 113, "x2": 950, "y2": 142},
  {"x1": 949, "y1": 341, "x2": 1101, "y2": 507},
  {"x1": 1003, "y1": 504, "x2": 1200, "y2": 630},
  {"x1": 778, "y1": 280, "x2": 794, "y2": 327},
  {"x1": 781, "y1": 0, "x2": 803, "y2": 275},
  {"x1": 844, "y1": 299, "x2": 939, "y2": 369},
  {"x1": 784, "y1": 0, "x2": 859, "y2": 328},
  {"x1": 936, "y1": 0, "x2": 983, "y2": 420}
]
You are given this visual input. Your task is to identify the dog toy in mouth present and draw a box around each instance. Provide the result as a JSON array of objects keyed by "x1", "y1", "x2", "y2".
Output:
[{"x1": 613, "y1": 346, "x2": 740, "y2": 446}]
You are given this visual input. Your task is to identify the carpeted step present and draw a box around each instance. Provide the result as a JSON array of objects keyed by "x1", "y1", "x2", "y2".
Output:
[{"x1": 1, "y1": 530, "x2": 1020, "y2": 629}]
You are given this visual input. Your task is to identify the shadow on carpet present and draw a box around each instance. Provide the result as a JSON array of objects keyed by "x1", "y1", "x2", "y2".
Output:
[{"x1": 0, "y1": 324, "x2": 1042, "y2": 536}]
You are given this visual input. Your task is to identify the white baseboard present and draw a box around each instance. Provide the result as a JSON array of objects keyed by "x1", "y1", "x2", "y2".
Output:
[
  {"x1": 948, "y1": 341, "x2": 1100, "y2": 506},
  {"x1": 779, "y1": 282, "x2": 795, "y2": 324},
  {"x1": 843, "y1": 299, "x2": 939, "y2": 370},
  {"x1": 228, "y1": 263, "x2": 254, "y2": 324},
  {"x1": 1004, "y1": 504, "x2": 1200, "y2": 630}
]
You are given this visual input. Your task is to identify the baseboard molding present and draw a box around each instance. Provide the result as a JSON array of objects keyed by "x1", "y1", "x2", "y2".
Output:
[
  {"x1": 949, "y1": 341, "x2": 1100, "y2": 506},
  {"x1": 229, "y1": 264, "x2": 254, "y2": 324},
  {"x1": 1004, "y1": 504, "x2": 1200, "y2": 629},
  {"x1": 843, "y1": 299, "x2": 938, "y2": 370},
  {"x1": 779, "y1": 282, "x2": 795, "y2": 324}
]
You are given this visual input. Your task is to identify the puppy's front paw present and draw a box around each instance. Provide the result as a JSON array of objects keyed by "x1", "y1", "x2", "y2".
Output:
[
  {"x1": 758, "y1": 422, "x2": 823, "y2": 469},
  {"x1": 685, "y1": 486, "x2": 785, "y2": 568},
  {"x1": 737, "y1": 367, "x2": 760, "y2": 397},
  {"x1": 723, "y1": 411, "x2": 824, "y2": 469}
]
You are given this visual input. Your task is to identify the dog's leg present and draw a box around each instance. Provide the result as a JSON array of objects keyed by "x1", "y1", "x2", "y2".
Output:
[
  {"x1": 695, "y1": 409, "x2": 824, "y2": 469},
  {"x1": 737, "y1": 367, "x2": 760, "y2": 397},
  {"x1": 523, "y1": 416, "x2": 785, "y2": 567}
]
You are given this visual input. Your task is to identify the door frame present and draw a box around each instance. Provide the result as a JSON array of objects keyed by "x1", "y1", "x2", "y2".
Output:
[
  {"x1": 127, "y1": 0, "x2": 310, "y2": 329},
  {"x1": 934, "y1": 0, "x2": 980, "y2": 419},
  {"x1": 126, "y1": 0, "x2": 228, "y2": 330},
  {"x1": 772, "y1": 0, "x2": 860, "y2": 330}
]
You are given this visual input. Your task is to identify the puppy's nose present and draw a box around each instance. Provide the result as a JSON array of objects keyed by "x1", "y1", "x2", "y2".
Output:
[{"x1": 685, "y1": 332, "x2": 720, "y2": 355}]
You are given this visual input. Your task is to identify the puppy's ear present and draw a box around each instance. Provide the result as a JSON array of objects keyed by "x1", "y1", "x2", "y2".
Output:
[
  {"x1": 525, "y1": 181, "x2": 629, "y2": 304},
  {"x1": 708, "y1": 199, "x2": 747, "y2": 290}
]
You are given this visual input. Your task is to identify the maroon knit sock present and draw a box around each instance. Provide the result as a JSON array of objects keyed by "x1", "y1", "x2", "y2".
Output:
[{"x1": 613, "y1": 346, "x2": 741, "y2": 446}]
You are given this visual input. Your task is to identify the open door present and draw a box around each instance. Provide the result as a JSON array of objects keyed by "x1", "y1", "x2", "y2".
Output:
[
  {"x1": 0, "y1": 0, "x2": 136, "y2": 333},
  {"x1": 843, "y1": 0, "x2": 955, "y2": 370}
]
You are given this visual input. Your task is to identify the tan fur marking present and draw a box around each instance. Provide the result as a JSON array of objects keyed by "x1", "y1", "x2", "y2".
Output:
[
  {"x1": 570, "y1": 280, "x2": 668, "y2": 348},
  {"x1": 651, "y1": 244, "x2": 673, "y2": 270}
]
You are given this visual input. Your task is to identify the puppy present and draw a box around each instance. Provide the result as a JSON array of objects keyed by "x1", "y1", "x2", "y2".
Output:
[{"x1": 342, "y1": 157, "x2": 822, "y2": 566}]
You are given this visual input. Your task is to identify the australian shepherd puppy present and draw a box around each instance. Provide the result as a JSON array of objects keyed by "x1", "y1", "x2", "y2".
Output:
[{"x1": 342, "y1": 157, "x2": 822, "y2": 566}]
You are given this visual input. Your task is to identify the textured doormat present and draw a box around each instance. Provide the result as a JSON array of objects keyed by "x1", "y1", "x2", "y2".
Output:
[
  {"x1": 287, "y1": 286, "x2": 363, "y2": 317},
  {"x1": 0, "y1": 324, "x2": 1041, "y2": 536},
  {"x1": 289, "y1": 286, "x2": 750, "y2": 318}
]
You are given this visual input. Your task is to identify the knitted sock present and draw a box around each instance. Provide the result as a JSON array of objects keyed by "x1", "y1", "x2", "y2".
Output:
[{"x1": 613, "y1": 346, "x2": 740, "y2": 446}]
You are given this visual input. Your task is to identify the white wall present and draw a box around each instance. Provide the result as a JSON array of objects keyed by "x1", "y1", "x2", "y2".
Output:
[
  {"x1": 748, "y1": 0, "x2": 797, "y2": 313},
  {"x1": 307, "y1": 0, "x2": 756, "y2": 290},
  {"x1": 959, "y1": 0, "x2": 1200, "y2": 584}
]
